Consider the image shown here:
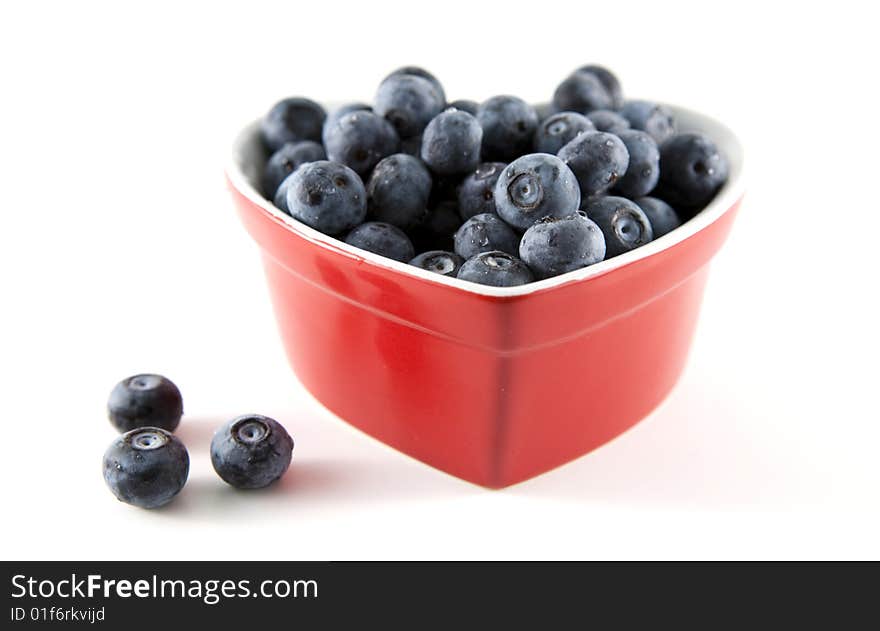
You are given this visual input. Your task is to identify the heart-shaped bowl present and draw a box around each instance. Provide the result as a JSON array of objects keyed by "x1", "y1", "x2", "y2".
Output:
[{"x1": 226, "y1": 104, "x2": 744, "y2": 488}]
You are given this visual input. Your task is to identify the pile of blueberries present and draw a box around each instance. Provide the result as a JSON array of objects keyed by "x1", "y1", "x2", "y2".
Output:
[
  {"x1": 257, "y1": 65, "x2": 729, "y2": 286},
  {"x1": 102, "y1": 374, "x2": 294, "y2": 508}
]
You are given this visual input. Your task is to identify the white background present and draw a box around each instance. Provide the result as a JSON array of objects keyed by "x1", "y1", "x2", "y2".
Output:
[{"x1": 1, "y1": 1, "x2": 878, "y2": 560}]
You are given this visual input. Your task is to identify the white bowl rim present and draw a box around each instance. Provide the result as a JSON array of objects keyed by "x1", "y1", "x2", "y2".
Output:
[{"x1": 226, "y1": 103, "x2": 745, "y2": 298}]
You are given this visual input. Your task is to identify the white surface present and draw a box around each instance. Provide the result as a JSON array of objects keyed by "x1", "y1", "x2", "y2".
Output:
[{"x1": 1, "y1": 1, "x2": 878, "y2": 561}]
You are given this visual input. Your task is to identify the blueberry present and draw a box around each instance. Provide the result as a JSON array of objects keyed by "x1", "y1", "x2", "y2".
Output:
[
  {"x1": 419, "y1": 109, "x2": 482, "y2": 176},
  {"x1": 210, "y1": 415, "x2": 293, "y2": 490},
  {"x1": 286, "y1": 160, "x2": 366, "y2": 235},
  {"x1": 635, "y1": 196, "x2": 681, "y2": 238},
  {"x1": 454, "y1": 212, "x2": 520, "y2": 260},
  {"x1": 494, "y1": 153, "x2": 581, "y2": 230},
  {"x1": 552, "y1": 72, "x2": 614, "y2": 115},
  {"x1": 656, "y1": 132, "x2": 729, "y2": 212},
  {"x1": 322, "y1": 102, "x2": 371, "y2": 145},
  {"x1": 457, "y1": 251, "x2": 534, "y2": 287},
  {"x1": 409, "y1": 200, "x2": 462, "y2": 252},
  {"x1": 619, "y1": 100, "x2": 676, "y2": 144},
  {"x1": 374, "y1": 73, "x2": 445, "y2": 139},
  {"x1": 612, "y1": 130, "x2": 660, "y2": 198},
  {"x1": 273, "y1": 174, "x2": 294, "y2": 213},
  {"x1": 576, "y1": 65, "x2": 624, "y2": 110},
  {"x1": 108, "y1": 374, "x2": 183, "y2": 433},
  {"x1": 399, "y1": 134, "x2": 422, "y2": 157},
  {"x1": 447, "y1": 99, "x2": 479, "y2": 116},
  {"x1": 409, "y1": 250, "x2": 465, "y2": 277},
  {"x1": 533, "y1": 111, "x2": 595, "y2": 155},
  {"x1": 384, "y1": 66, "x2": 446, "y2": 103},
  {"x1": 519, "y1": 212, "x2": 606, "y2": 278},
  {"x1": 457, "y1": 162, "x2": 506, "y2": 220},
  {"x1": 103, "y1": 428, "x2": 189, "y2": 508},
  {"x1": 261, "y1": 141, "x2": 326, "y2": 197},
  {"x1": 260, "y1": 97, "x2": 326, "y2": 152},
  {"x1": 586, "y1": 110, "x2": 631, "y2": 134},
  {"x1": 367, "y1": 154, "x2": 431, "y2": 229},
  {"x1": 477, "y1": 95, "x2": 539, "y2": 161},
  {"x1": 324, "y1": 110, "x2": 399, "y2": 176},
  {"x1": 345, "y1": 221, "x2": 415, "y2": 262},
  {"x1": 583, "y1": 196, "x2": 654, "y2": 257},
  {"x1": 558, "y1": 131, "x2": 630, "y2": 198}
]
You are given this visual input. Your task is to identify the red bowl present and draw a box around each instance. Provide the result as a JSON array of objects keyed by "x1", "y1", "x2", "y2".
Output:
[{"x1": 227, "y1": 105, "x2": 744, "y2": 488}]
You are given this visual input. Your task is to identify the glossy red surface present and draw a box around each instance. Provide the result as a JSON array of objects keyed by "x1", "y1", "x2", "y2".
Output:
[{"x1": 227, "y1": 107, "x2": 743, "y2": 487}]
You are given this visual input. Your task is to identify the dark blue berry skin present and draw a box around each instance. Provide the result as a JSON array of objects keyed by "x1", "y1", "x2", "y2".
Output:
[
  {"x1": 533, "y1": 111, "x2": 595, "y2": 155},
  {"x1": 457, "y1": 162, "x2": 506, "y2": 220},
  {"x1": 656, "y1": 132, "x2": 729, "y2": 213},
  {"x1": 322, "y1": 102, "x2": 371, "y2": 145},
  {"x1": 345, "y1": 221, "x2": 415, "y2": 262},
  {"x1": 586, "y1": 110, "x2": 631, "y2": 135},
  {"x1": 583, "y1": 196, "x2": 654, "y2": 258},
  {"x1": 367, "y1": 154, "x2": 431, "y2": 230},
  {"x1": 552, "y1": 72, "x2": 614, "y2": 115},
  {"x1": 519, "y1": 212, "x2": 606, "y2": 279},
  {"x1": 477, "y1": 96, "x2": 539, "y2": 162},
  {"x1": 494, "y1": 153, "x2": 581, "y2": 230},
  {"x1": 399, "y1": 134, "x2": 422, "y2": 157},
  {"x1": 612, "y1": 129, "x2": 660, "y2": 198},
  {"x1": 409, "y1": 250, "x2": 464, "y2": 277},
  {"x1": 103, "y1": 428, "x2": 189, "y2": 508},
  {"x1": 286, "y1": 161, "x2": 366, "y2": 235},
  {"x1": 635, "y1": 196, "x2": 681, "y2": 238},
  {"x1": 273, "y1": 174, "x2": 294, "y2": 213},
  {"x1": 108, "y1": 374, "x2": 183, "y2": 433},
  {"x1": 374, "y1": 74, "x2": 445, "y2": 139},
  {"x1": 409, "y1": 200, "x2": 462, "y2": 253},
  {"x1": 454, "y1": 212, "x2": 520, "y2": 260},
  {"x1": 261, "y1": 97, "x2": 326, "y2": 152},
  {"x1": 558, "y1": 131, "x2": 630, "y2": 198},
  {"x1": 447, "y1": 99, "x2": 479, "y2": 116},
  {"x1": 324, "y1": 110, "x2": 399, "y2": 177},
  {"x1": 210, "y1": 415, "x2": 293, "y2": 490},
  {"x1": 261, "y1": 141, "x2": 326, "y2": 197},
  {"x1": 619, "y1": 100, "x2": 676, "y2": 144},
  {"x1": 457, "y1": 251, "x2": 534, "y2": 287},
  {"x1": 420, "y1": 110, "x2": 483, "y2": 175},
  {"x1": 385, "y1": 66, "x2": 446, "y2": 104},
  {"x1": 576, "y1": 65, "x2": 624, "y2": 110}
]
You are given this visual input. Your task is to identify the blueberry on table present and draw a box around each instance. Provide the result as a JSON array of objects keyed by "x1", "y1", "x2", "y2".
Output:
[
  {"x1": 519, "y1": 212, "x2": 606, "y2": 279},
  {"x1": 408, "y1": 200, "x2": 462, "y2": 252},
  {"x1": 447, "y1": 99, "x2": 479, "y2": 116},
  {"x1": 260, "y1": 97, "x2": 326, "y2": 151},
  {"x1": 108, "y1": 374, "x2": 183, "y2": 433},
  {"x1": 261, "y1": 141, "x2": 327, "y2": 197},
  {"x1": 210, "y1": 415, "x2": 293, "y2": 490},
  {"x1": 576, "y1": 65, "x2": 624, "y2": 110},
  {"x1": 454, "y1": 212, "x2": 521, "y2": 260},
  {"x1": 586, "y1": 110, "x2": 631, "y2": 135},
  {"x1": 420, "y1": 110, "x2": 483, "y2": 175},
  {"x1": 374, "y1": 73, "x2": 445, "y2": 139},
  {"x1": 583, "y1": 196, "x2": 654, "y2": 258},
  {"x1": 324, "y1": 110, "x2": 399, "y2": 176},
  {"x1": 409, "y1": 250, "x2": 465, "y2": 277},
  {"x1": 285, "y1": 161, "x2": 367, "y2": 235},
  {"x1": 635, "y1": 196, "x2": 681, "y2": 238},
  {"x1": 494, "y1": 153, "x2": 581, "y2": 230},
  {"x1": 457, "y1": 162, "x2": 507, "y2": 220},
  {"x1": 322, "y1": 102, "x2": 372, "y2": 145},
  {"x1": 103, "y1": 428, "x2": 189, "y2": 508},
  {"x1": 552, "y1": 72, "x2": 614, "y2": 115},
  {"x1": 656, "y1": 132, "x2": 729, "y2": 212},
  {"x1": 457, "y1": 251, "x2": 534, "y2": 287},
  {"x1": 345, "y1": 221, "x2": 415, "y2": 262},
  {"x1": 558, "y1": 131, "x2": 630, "y2": 198},
  {"x1": 384, "y1": 66, "x2": 446, "y2": 104},
  {"x1": 533, "y1": 111, "x2": 595, "y2": 155},
  {"x1": 367, "y1": 153, "x2": 432, "y2": 230},
  {"x1": 619, "y1": 100, "x2": 676, "y2": 144},
  {"x1": 476, "y1": 95, "x2": 539, "y2": 162},
  {"x1": 612, "y1": 129, "x2": 660, "y2": 198}
]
